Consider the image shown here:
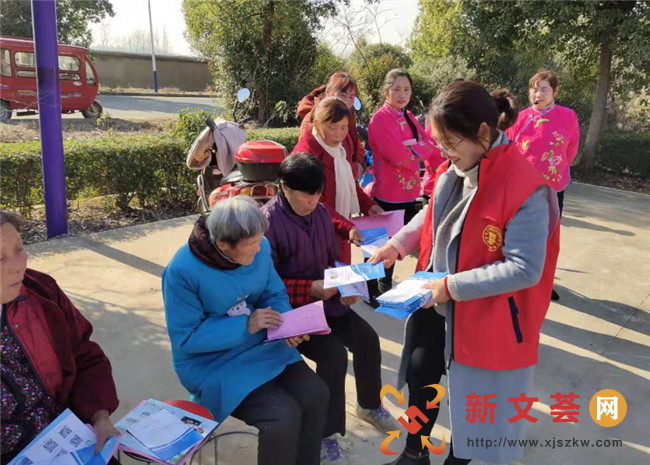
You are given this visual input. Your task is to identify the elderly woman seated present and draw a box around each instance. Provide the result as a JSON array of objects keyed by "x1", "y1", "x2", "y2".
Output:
[
  {"x1": 162, "y1": 197, "x2": 329, "y2": 465},
  {"x1": 261, "y1": 154, "x2": 399, "y2": 464},
  {"x1": 0, "y1": 210, "x2": 120, "y2": 464}
]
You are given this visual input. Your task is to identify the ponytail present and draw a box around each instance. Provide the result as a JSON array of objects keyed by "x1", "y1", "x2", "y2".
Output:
[
  {"x1": 491, "y1": 89, "x2": 519, "y2": 131},
  {"x1": 429, "y1": 80, "x2": 520, "y2": 147}
]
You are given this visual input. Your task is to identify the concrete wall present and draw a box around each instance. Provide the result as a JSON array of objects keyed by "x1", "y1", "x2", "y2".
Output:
[{"x1": 91, "y1": 50, "x2": 213, "y2": 92}]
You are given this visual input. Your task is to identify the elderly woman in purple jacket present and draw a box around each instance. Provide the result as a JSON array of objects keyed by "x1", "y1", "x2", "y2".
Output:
[{"x1": 261, "y1": 153, "x2": 400, "y2": 465}]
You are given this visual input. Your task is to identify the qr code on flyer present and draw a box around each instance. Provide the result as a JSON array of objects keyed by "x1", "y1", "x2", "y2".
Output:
[
  {"x1": 55, "y1": 449, "x2": 69, "y2": 458},
  {"x1": 58, "y1": 425, "x2": 72, "y2": 439},
  {"x1": 42, "y1": 438, "x2": 59, "y2": 453},
  {"x1": 69, "y1": 435, "x2": 83, "y2": 448}
]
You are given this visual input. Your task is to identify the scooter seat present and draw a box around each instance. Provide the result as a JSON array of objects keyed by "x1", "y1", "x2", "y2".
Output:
[{"x1": 221, "y1": 169, "x2": 243, "y2": 185}]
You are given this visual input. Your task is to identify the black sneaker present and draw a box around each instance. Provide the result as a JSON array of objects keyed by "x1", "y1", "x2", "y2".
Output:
[
  {"x1": 369, "y1": 298, "x2": 381, "y2": 309},
  {"x1": 382, "y1": 451, "x2": 430, "y2": 465},
  {"x1": 551, "y1": 289, "x2": 560, "y2": 301}
]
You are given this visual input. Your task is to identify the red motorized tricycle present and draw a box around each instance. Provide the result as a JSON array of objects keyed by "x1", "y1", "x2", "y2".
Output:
[{"x1": 0, "y1": 36, "x2": 103, "y2": 121}]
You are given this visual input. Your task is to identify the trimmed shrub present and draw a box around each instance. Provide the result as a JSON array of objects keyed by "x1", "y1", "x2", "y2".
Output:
[
  {"x1": 1, "y1": 134, "x2": 190, "y2": 215},
  {"x1": 1, "y1": 127, "x2": 301, "y2": 215},
  {"x1": 246, "y1": 128, "x2": 300, "y2": 152},
  {"x1": 596, "y1": 131, "x2": 650, "y2": 178}
]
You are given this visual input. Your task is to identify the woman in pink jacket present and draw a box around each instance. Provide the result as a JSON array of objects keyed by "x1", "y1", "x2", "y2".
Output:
[
  {"x1": 367, "y1": 69, "x2": 438, "y2": 303},
  {"x1": 506, "y1": 69, "x2": 580, "y2": 215},
  {"x1": 506, "y1": 69, "x2": 579, "y2": 301}
]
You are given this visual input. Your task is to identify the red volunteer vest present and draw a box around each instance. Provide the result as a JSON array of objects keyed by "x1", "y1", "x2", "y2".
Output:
[{"x1": 417, "y1": 144, "x2": 560, "y2": 370}]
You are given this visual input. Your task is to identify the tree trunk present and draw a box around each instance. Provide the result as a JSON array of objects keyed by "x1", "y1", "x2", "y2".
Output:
[
  {"x1": 257, "y1": 0, "x2": 275, "y2": 124},
  {"x1": 580, "y1": 40, "x2": 612, "y2": 171}
]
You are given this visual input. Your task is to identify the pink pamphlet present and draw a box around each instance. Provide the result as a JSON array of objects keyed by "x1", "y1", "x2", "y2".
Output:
[
  {"x1": 351, "y1": 210, "x2": 405, "y2": 237},
  {"x1": 266, "y1": 301, "x2": 331, "y2": 342}
]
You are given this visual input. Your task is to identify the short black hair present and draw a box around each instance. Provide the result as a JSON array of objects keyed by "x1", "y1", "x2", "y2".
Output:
[{"x1": 279, "y1": 153, "x2": 325, "y2": 195}]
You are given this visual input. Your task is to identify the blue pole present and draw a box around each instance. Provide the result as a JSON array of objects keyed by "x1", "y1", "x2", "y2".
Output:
[{"x1": 31, "y1": 0, "x2": 67, "y2": 238}]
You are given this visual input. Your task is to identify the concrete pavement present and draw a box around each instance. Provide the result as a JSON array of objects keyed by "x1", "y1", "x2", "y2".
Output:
[{"x1": 25, "y1": 183, "x2": 650, "y2": 465}]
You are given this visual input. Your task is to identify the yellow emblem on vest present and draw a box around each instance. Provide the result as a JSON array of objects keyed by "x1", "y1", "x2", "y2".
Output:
[{"x1": 482, "y1": 225, "x2": 502, "y2": 252}]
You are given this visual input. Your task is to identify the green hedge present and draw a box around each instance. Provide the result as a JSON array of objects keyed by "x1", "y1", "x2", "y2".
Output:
[
  {"x1": 596, "y1": 131, "x2": 650, "y2": 178},
  {"x1": 173, "y1": 107, "x2": 300, "y2": 151},
  {"x1": 2, "y1": 125, "x2": 646, "y2": 216},
  {"x1": 1, "y1": 134, "x2": 192, "y2": 215},
  {"x1": 247, "y1": 127, "x2": 300, "y2": 152},
  {"x1": 0, "y1": 126, "x2": 301, "y2": 216}
]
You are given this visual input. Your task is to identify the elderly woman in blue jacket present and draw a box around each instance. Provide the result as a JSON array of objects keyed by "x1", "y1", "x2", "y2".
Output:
[{"x1": 162, "y1": 196, "x2": 329, "y2": 465}]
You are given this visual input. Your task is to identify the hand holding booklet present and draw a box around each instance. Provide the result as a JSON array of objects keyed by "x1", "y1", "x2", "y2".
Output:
[
  {"x1": 376, "y1": 272, "x2": 448, "y2": 320},
  {"x1": 8, "y1": 409, "x2": 120, "y2": 465},
  {"x1": 359, "y1": 227, "x2": 390, "y2": 259},
  {"x1": 266, "y1": 301, "x2": 331, "y2": 343},
  {"x1": 323, "y1": 262, "x2": 385, "y2": 289},
  {"x1": 334, "y1": 261, "x2": 369, "y2": 300}
]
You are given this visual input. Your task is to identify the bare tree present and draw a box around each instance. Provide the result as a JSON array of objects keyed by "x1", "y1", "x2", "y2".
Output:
[
  {"x1": 97, "y1": 24, "x2": 112, "y2": 49},
  {"x1": 319, "y1": 0, "x2": 398, "y2": 59},
  {"x1": 93, "y1": 27, "x2": 175, "y2": 55},
  {"x1": 364, "y1": 1, "x2": 397, "y2": 44}
]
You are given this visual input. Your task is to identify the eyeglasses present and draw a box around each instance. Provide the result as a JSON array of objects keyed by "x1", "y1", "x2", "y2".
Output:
[{"x1": 436, "y1": 138, "x2": 465, "y2": 155}]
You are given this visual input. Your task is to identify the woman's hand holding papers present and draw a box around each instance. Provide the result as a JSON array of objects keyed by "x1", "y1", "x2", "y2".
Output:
[
  {"x1": 285, "y1": 335, "x2": 310, "y2": 348},
  {"x1": 369, "y1": 243, "x2": 400, "y2": 269},
  {"x1": 340, "y1": 296, "x2": 361, "y2": 306},
  {"x1": 349, "y1": 227, "x2": 364, "y2": 246},
  {"x1": 248, "y1": 307, "x2": 284, "y2": 334},
  {"x1": 91, "y1": 410, "x2": 120, "y2": 454},
  {"x1": 420, "y1": 279, "x2": 450, "y2": 308},
  {"x1": 311, "y1": 280, "x2": 339, "y2": 301},
  {"x1": 368, "y1": 205, "x2": 385, "y2": 216}
]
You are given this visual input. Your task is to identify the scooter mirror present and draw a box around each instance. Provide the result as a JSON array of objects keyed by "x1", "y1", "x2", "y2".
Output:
[
  {"x1": 237, "y1": 88, "x2": 251, "y2": 104},
  {"x1": 353, "y1": 97, "x2": 362, "y2": 111}
]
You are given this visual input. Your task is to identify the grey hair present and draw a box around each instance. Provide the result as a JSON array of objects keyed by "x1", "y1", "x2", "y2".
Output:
[
  {"x1": 0, "y1": 210, "x2": 21, "y2": 231},
  {"x1": 206, "y1": 196, "x2": 269, "y2": 246}
]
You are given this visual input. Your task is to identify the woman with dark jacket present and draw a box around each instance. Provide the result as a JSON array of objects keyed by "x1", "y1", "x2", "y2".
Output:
[
  {"x1": 0, "y1": 210, "x2": 120, "y2": 465},
  {"x1": 261, "y1": 154, "x2": 399, "y2": 465}
]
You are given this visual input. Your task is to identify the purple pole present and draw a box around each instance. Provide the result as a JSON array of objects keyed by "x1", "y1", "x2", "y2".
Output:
[{"x1": 31, "y1": 0, "x2": 67, "y2": 238}]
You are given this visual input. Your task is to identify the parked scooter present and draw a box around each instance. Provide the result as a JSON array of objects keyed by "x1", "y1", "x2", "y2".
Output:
[{"x1": 187, "y1": 88, "x2": 288, "y2": 215}]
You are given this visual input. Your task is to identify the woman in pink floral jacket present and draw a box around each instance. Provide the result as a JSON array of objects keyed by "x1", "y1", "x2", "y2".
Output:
[
  {"x1": 368, "y1": 69, "x2": 437, "y2": 221},
  {"x1": 506, "y1": 69, "x2": 580, "y2": 215},
  {"x1": 507, "y1": 69, "x2": 579, "y2": 302},
  {"x1": 367, "y1": 69, "x2": 437, "y2": 304}
]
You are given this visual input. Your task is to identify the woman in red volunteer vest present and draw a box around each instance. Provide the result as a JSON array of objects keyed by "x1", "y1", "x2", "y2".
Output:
[{"x1": 371, "y1": 81, "x2": 560, "y2": 465}]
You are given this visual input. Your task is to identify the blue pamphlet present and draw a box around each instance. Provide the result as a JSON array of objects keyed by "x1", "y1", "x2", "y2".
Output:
[{"x1": 376, "y1": 272, "x2": 448, "y2": 319}]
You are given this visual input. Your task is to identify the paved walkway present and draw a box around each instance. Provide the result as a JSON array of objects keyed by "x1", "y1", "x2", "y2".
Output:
[
  {"x1": 25, "y1": 183, "x2": 650, "y2": 465},
  {"x1": 19, "y1": 95, "x2": 224, "y2": 120}
]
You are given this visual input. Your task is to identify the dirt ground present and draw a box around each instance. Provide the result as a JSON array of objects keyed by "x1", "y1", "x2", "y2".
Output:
[
  {"x1": 19, "y1": 197, "x2": 196, "y2": 245},
  {"x1": 1, "y1": 117, "x2": 176, "y2": 143}
]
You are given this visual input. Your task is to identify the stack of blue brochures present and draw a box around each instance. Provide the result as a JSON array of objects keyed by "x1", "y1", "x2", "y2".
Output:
[{"x1": 376, "y1": 271, "x2": 448, "y2": 319}]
